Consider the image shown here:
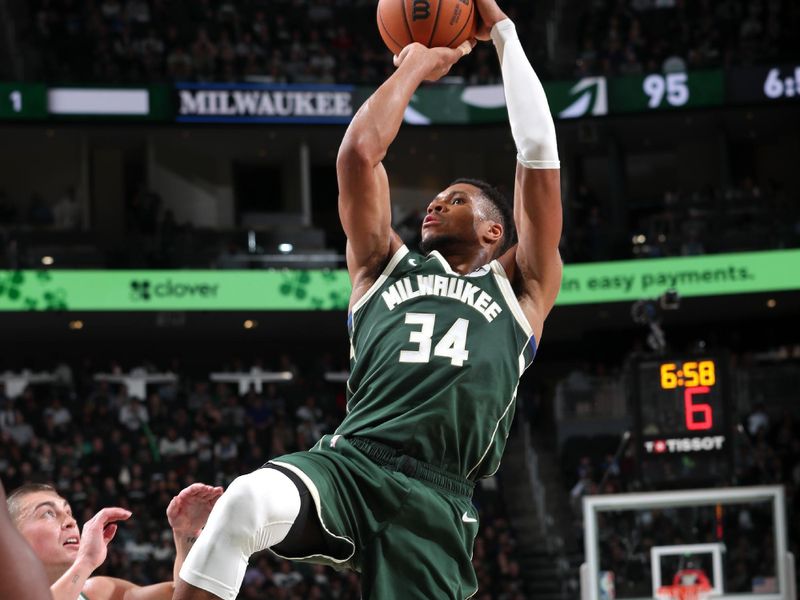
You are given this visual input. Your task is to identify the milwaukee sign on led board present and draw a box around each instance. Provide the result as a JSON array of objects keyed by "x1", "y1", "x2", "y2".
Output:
[{"x1": 175, "y1": 83, "x2": 356, "y2": 124}]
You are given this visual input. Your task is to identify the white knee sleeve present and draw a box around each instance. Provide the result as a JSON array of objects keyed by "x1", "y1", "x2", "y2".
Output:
[{"x1": 179, "y1": 468, "x2": 301, "y2": 600}]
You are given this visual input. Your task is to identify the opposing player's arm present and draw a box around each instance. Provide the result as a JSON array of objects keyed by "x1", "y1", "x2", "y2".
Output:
[
  {"x1": 51, "y1": 506, "x2": 131, "y2": 600},
  {"x1": 165, "y1": 483, "x2": 223, "y2": 585},
  {"x1": 82, "y1": 484, "x2": 222, "y2": 600},
  {"x1": 338, "y1": 42, "x2": 474, "y2": 306}
]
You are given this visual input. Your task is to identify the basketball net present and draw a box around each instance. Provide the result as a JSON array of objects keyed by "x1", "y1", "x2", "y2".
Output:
[{"x1": 656, "y1": 584, "x2": 713, "y2": 600}]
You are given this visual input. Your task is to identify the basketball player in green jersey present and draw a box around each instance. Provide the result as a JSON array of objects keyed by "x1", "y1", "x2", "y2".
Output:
[
  {"x1": 9, "y1": 482, "x2": 222, "y2": 600},
  {"x1": 0, "y1": 481, "x2": 51, "y2": 600},
  {"x1": 174, "y1": 1, "x2": 561, "y2": 598}
]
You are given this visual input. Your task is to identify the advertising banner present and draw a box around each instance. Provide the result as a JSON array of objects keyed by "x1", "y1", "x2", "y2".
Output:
[
  {"x1": 557, "y1": 249, "x2": 800, "y2": 305},
  {"x1": 174, "y1": 82, "x2": 358, "y2": 124},
  {"x1": 46, "y1": 85, "x2": 172, "y2": 120},
  {"x1": 1, "y1": 250, "x2": 798, "y2": 312},
  {"x1": 2, "y1": 67, "x2": 797, "y2": 124}
]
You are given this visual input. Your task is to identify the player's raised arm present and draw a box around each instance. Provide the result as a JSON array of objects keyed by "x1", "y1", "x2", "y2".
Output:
[
  {"x1": 478, "y1": 1, "x2": 563, "y2": 340},
  {"x1": 337, "y1": 41, "x2": 474, "y2": 304}
]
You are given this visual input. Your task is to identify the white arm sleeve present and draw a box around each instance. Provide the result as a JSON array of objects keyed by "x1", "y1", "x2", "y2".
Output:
[{"x1": 491, "y1": 19, "x2": 560, "y2": 170}]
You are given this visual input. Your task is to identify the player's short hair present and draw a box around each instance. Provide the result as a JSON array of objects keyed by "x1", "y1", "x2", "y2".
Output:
[
  {"x1": 450, "y1": 177, "x2": 517, "y2": 256},
  {"x1": 7, "y1": 483, "x2": 58, "y2": 525}
]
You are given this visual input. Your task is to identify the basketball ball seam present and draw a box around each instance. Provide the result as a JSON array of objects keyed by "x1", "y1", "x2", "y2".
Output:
[
  {"x1": 427, "y1": 0, "x2": 443, "y2": 47},
  {"x1": 399, "y1": 0, "x2": 415, "y2": 49},
  {"x1": 378, "y1": 7, "x2": 404, "y2": 54},
  {"x1": 443, "y1": 0, "x2": 474, "y2": 48}
]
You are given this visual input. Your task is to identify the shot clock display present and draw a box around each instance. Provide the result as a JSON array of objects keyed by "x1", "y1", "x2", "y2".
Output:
[{"x1": 634, "y1": 356, "x2": 732, "y2": 486}]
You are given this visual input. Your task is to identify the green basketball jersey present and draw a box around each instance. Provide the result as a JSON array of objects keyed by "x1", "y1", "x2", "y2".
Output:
[{"x1": 336, "y1": 245, "x2": 537, "y2": 481}]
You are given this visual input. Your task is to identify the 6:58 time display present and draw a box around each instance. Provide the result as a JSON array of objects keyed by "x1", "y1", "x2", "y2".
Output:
[
  {"x1": 636, "y1": 357, "x2": 728, "y2": 437},
  {"x1": 659, "y1": 360, "x2": 717, "y2": 431}
]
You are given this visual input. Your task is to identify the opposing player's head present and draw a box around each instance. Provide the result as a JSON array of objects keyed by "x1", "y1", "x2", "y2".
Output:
[
  {"x1": 7, "y1": 483, "x2": 80, "y2": 579},
  {"x1": 420, "y1": 178, "x2": 516, "y2": 260}
]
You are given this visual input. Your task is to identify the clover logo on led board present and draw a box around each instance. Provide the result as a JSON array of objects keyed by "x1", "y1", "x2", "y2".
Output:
[{"x1": 130, "y1": 280, "x2": 152, "y2": 301}]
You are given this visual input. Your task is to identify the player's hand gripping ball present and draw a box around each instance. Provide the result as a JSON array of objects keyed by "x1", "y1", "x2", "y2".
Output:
[{"x1": 377, "y1": 0, "x2": 477, "y2": 55}]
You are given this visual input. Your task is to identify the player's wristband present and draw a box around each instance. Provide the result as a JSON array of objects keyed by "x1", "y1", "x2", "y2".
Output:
[{"x1": 491, "y1": 19, "x2": 560, "y2": 170}]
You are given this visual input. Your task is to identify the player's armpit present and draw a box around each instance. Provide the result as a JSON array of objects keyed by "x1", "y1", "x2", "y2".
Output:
[{"x1": 511, "y1": 165, "x2": 563, "y2": 330}]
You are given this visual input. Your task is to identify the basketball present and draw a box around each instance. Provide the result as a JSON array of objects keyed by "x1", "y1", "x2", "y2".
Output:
[{"x1": 377, "y1": 0, "x2": 476, "y2": 55}]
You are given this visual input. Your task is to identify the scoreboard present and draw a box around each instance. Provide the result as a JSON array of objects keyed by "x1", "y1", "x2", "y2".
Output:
[
  {"x1": 0, "y1": 83, "x2": 47, "y2": 120},
  {"x1": 610, "y1": 70, "x2": 724, "y2": 113},
  {"x1": 1, "y1": 64, "x2": 798, "y2": 125},
  {"x1": 633, "y1": 356, "x2": 732, "y2": 486}
]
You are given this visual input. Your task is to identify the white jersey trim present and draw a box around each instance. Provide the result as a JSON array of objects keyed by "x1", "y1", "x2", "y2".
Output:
[
  {"x1": 268, "y1": 460, "x2": 356, "y2": 564},
  {"x1": 490, "y1": 260, "x2": 534, "y2": 340},
  {"x1": 428, "y1": 250, "x2": 458, "y2": 275},
  {"x1": 467, "y1": 383, "x2": 519, "y2": 479},
  {"x1": 350, "y1": 245, "x2": 410, "y2": 316},
  {"x1": 468, "y1": 335, "x2": 535, "y2": 479}
]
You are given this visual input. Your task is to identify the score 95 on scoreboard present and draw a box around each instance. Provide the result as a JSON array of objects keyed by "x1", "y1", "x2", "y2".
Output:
[
  {"x1": 0, "y1": 83, "x2": 47, "y2": 120},
  {"x1": 634, "y1": 356, "x2": 732, "y2": 486}
]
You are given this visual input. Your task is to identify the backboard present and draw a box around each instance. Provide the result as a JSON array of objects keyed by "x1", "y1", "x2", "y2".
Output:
[{"x1": 580, "y1": 486, "x2": 794, "y2": 600}]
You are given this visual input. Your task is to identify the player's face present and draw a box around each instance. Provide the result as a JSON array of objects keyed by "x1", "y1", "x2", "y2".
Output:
[
  {"x1": 420, "y1": 183, "x2": 489, "y2": 251},
  {"x1": 16, "y1": 491, "x2": 80, "y2": 570}
]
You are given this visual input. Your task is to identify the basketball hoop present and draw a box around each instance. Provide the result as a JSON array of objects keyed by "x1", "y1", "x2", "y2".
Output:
[{"x1": 656, "y1": 584, "x2": 713, "y2": 600}]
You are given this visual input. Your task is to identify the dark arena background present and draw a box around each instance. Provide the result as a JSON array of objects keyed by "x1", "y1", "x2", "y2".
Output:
[{"x1": 0, "y1": 1, "x2": 799, "y2": 599}]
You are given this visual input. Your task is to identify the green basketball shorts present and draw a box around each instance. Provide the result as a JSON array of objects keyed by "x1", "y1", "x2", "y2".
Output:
[{"x1": 269, "y1": 434, "x2": 480, "y2": 600}]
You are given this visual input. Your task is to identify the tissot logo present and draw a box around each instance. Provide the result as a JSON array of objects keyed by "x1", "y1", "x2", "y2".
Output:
[
  {"x1": 644, "y1": 435, "x2": 725, "y2": 454},
  {"x1": 129, "y1": 279, "x2": 219, "y2": 301}
]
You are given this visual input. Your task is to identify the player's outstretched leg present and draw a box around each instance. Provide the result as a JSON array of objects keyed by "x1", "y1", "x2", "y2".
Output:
[{"x1": 173, "y1": 468, "x2": 302, "y2": 600}]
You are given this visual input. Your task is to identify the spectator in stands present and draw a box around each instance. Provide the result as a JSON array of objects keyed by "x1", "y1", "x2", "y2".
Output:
[
  {"x1": 159, "y1": 426, "x2": 189, "y2": 460},
  {"x1": 9, "y1": 481, "x2": 222, "y2": 600},
  {"x1": 747, "y1": 402, "x2": 770, "y2": 437},
  {"x1": 53, "y1": 187, "x2": 81, "y2": 230},
  {"x1": 118, "y1": 395, "x2": 150, "y2": 433},
  {"x1": 5, "y1": 410, "x2": 35, "y2": 447}
]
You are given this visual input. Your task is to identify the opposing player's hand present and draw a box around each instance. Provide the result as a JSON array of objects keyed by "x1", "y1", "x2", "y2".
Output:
[
  {"x1": 474, "y1": 0, "x2": 509, "y2": 41},
  {"x1": 77, "y1": 507, "x2": 131, "y2": 571},
  {"x1": 393, "y1": 41, "x2": 476, "y2": 82},
  {"x1": 166, "y1": 483, "x2": 224, "y2": 534}
]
